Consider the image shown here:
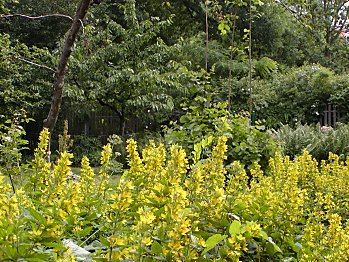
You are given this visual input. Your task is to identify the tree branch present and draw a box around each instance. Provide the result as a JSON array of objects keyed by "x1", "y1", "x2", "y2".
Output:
[
  {"x1": 13, "y1": 56, "x2": 55, "y2": 72},
  {"x1": 97, "y1": 98, "x2": 123, "y2": 118},
  {"x1": 0, "y1": 13, "x2": 73, "y2": 21},
  {"x1": 0, "y1": 13, "x2": 85, "y2": 32},
  {"x1": 276, "y1": 0, "x2": 309, "y2": 29}
]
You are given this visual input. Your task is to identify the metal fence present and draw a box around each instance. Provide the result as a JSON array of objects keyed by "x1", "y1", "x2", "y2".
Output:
[{"x1": 320, "y1": 104, "x2": 340, "y2": 127}]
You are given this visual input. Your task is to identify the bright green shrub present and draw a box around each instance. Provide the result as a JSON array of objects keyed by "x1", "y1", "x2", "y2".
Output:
[{"x1": 164, "y1": 98, "x2": 278, "y2": 170}]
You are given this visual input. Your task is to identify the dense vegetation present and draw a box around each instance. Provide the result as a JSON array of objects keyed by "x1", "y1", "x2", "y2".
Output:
[
  {"x1": 2, "y1": 0, "x2": 349, "y2": 260},
  {"x1": 2, "y1": 0, "x2": 349, "y2": 136},
  {"x1": 2, "y1": 128, "x2": 349, "y2": 261}
]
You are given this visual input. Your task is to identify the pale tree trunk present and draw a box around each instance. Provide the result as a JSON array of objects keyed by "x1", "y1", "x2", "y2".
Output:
[
  {"x1": 43, "y1": 0, "x2": 90, "y2": 133},
  {"x1": 205, "y1": 0, "x2": 209, "y2": 71}
]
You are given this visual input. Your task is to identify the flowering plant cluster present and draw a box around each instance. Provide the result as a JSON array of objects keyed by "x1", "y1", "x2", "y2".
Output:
[{"x1": 1, "y1": 128, "x2": 349, "y2": 261}]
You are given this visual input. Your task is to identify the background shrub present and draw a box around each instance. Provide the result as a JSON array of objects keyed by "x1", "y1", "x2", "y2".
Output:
[
  {"x1": 70, "y1": 135, "x2": 102, "y2": 167},
  {"x1": 164, "y1": 97, "x2": 279, "y2": 171},
  {"x1": 275, "y1": 123, "x2": 349, "y2": 161}
]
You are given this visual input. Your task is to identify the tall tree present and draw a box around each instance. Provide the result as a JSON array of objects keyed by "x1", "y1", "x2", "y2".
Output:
[
  {"x1": 277, "y1": 0, "x2": 349, "y2": 60},
  {"x1": 43, "y1": 0, "x2": 90, "y2": 134},
  {"x1": 68, "y1": 0, "x2": 192, "y2": 136}
]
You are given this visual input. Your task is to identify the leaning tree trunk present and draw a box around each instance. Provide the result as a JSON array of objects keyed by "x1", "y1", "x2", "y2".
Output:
[{"x1": 43, "y1": 0, "x2": 90, "y2": 133}]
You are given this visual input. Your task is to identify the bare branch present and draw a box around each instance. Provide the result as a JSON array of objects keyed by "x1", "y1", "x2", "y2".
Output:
[
  {"x1": 276, "y1": 1, "x2": 309, "y2": 29},
  {"x1": 0, "y1": 13, "x2": 85, "y2": 32},
  {"x1": 13, "y1": 56, "x2": 55, "y2": 72},
  {"x1": 0, "y1": 13, "x2": 73, "y2": 21}
]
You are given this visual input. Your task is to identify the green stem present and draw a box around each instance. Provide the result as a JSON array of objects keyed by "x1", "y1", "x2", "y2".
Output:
[{"x1": 8, "y1": 171, "x2": 16, "y2": 194}]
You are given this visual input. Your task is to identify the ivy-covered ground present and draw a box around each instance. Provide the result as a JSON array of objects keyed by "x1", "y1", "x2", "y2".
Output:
[{"x1": 1, "y1": 129, "x2": 349, "y2": 261}]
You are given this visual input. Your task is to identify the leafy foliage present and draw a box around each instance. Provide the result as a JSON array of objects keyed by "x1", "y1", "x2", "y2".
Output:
[
  {"x1": 248, "y1": 64, "x2": 335, "y2": 127},
  {"x1": 70, "y1": 135, "x2": 102, "y2": 167},
  {"x1": 3, "y1": 130, "x2": 349, "y2": 260},
  {"x1": 0, "y1": 33, "x2": 53, "y2": 118},
  {"x1": 164, "y1": 98, "x2": 278, "y2": 170},
  {"x1": 0, "y1": 0, "x2": 80, "y2": 49},
  {"x1": 0, "y1": 112, "x2": 30, "y2": 191},
  {"x1": 68, "y1": 0, "x2": 192, "y2": 135},
  {"x1": 254, "y1": 57, "x2": 278, "y2": 78},
  {"x1": 275, "y1": 123, "x2": 349, "y2": 162}
]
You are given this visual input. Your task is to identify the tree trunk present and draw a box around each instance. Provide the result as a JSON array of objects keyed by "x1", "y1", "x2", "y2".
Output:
[
  {"x1": 43, "y1": 0, "x2": 90, "y2": 133},
  {"x1": 205, "y1": 0, "x2": 209, "y2": 71},
  {"x1": 119, "y1": 114, "x2": 126, "y2": 137}
]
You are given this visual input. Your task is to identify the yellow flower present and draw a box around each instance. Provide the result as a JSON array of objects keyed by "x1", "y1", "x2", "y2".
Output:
[
  {"x1": 72, "y1": 226, "x2": 82, "y2": 235},
  {"x1": 179, "y1": 218, "x2": 191, "y2": 235},
  {"x1": 141, "y1": 236, "x2": 153, "y2": 246},
  {"x1": 58, "y1": 208, "x2": 67, "y2": 219},
  {"x1": 110, "y1": 235, "x2": 126, "y2": 246},
  {"x1": 137, "y1": 207, "x2": 156, "y2": 225},
  {"x1": 100, "y1": 143, "x2": 112, "y2": 166},
  {"x1": 126, "y1": 139, "x2": 143, "y2": 173},
  {"x1": 30, "y1": 228, "x2": 43, "y2": 236}
]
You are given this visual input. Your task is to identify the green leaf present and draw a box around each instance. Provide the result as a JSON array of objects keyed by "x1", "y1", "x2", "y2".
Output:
[
  {"x1": 151, "y1": 241, "x2": 163, "y2": 256},
  {"x1": 259, "y1": 230, "x2": 268, "y2": 240},
  {"x1": 196, "y1": 259, "x2": 212, "y2": 262},
  {"x1": 79, "y1": 226, "x2": 93, "y2": 238},
  {"x1": 292, "y1": 242, "x2": 302, "y2": 253},
  {"x1": 28, "y1": 207, "x2": 45, "y2": 224},
  {"x1": 202, "y1": 234, "x2": 227, "y2": 254},
  {"x1": 99, "y1": 236, "x2": 110, "y2": 247},
  {"x1": 266, "y1": 237, "x2": 282, "y2": 255},
  {"x1": 229, "y1": 220, "x2": 241, "y2": 236}
]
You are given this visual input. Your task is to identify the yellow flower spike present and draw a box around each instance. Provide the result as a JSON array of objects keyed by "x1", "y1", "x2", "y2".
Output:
[
  {"x1": 100, "y1": 143, "x2": 112, "y2": 166},
  {"x1": 213, "y1": 136, "x2": 228, "y2": 160},
  {"x1": 244, "y1": 222, "x2": 261, "y2": 237},
  {"x1": 325, "y1": 213, "x2": 343, "y2": 246},
  {"x1": 33, "y1": 128, "x2": 50, "y2": 161},
  {"x1": 168, "y1": 145, "x2": 188, "y2": 180},
  {"x1": 0, "y1": 190, "x2": 21, "y2": 224},
  {"x1": 110, "y1": 235, "x2": 126, "y2": 246},
  {"x1": 126, "y1": 139, "x2": 143, "y2": 174},
  {"x1": 48, "y1": 151, "x2": 73, "y2": 199},
  {"x1": 29, "y1": 128, "x2": 51, "y2": 191},
  {"x1": 72, "y1": 226, "x2": 82, "y2": 235},
  {"x1": 142, "y1": 141, "x2": 166, "y2": 181},
  {"x1": 187, "y1": 166, "x2": 204, "y2": 195},
  {"x1": 225, "y1": 161, "x2": 248, "y2": 197},
  {"x1": 30, "y1": 228, "x2": 43, "y2": 236},
  {"x1": 110, "y1": 178, "x2": 134, "y2": 212},
  {"x1": 250, "y1": 162, "x2": 263, "y2": 181},
  {"x1": 328, "y1": 152, "x2": 340, "y2": 164},
  {"x1": 80, "y1": 156, "x2": 95, "y2": 185},
  {"x1": 194, "y1": 137, "x2": 229, "y2": 221},
  {"x1": 179, "y1": 218, "x2": 191, "y2": 235}
]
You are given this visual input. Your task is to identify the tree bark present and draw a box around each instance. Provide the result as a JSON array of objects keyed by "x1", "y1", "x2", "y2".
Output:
[
  {"x1": 205, "y1": 0, "x2": 208, "y2": 72},
  {"x1": 43, "y1": 0, "x2": 90, "y2": 132}
]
